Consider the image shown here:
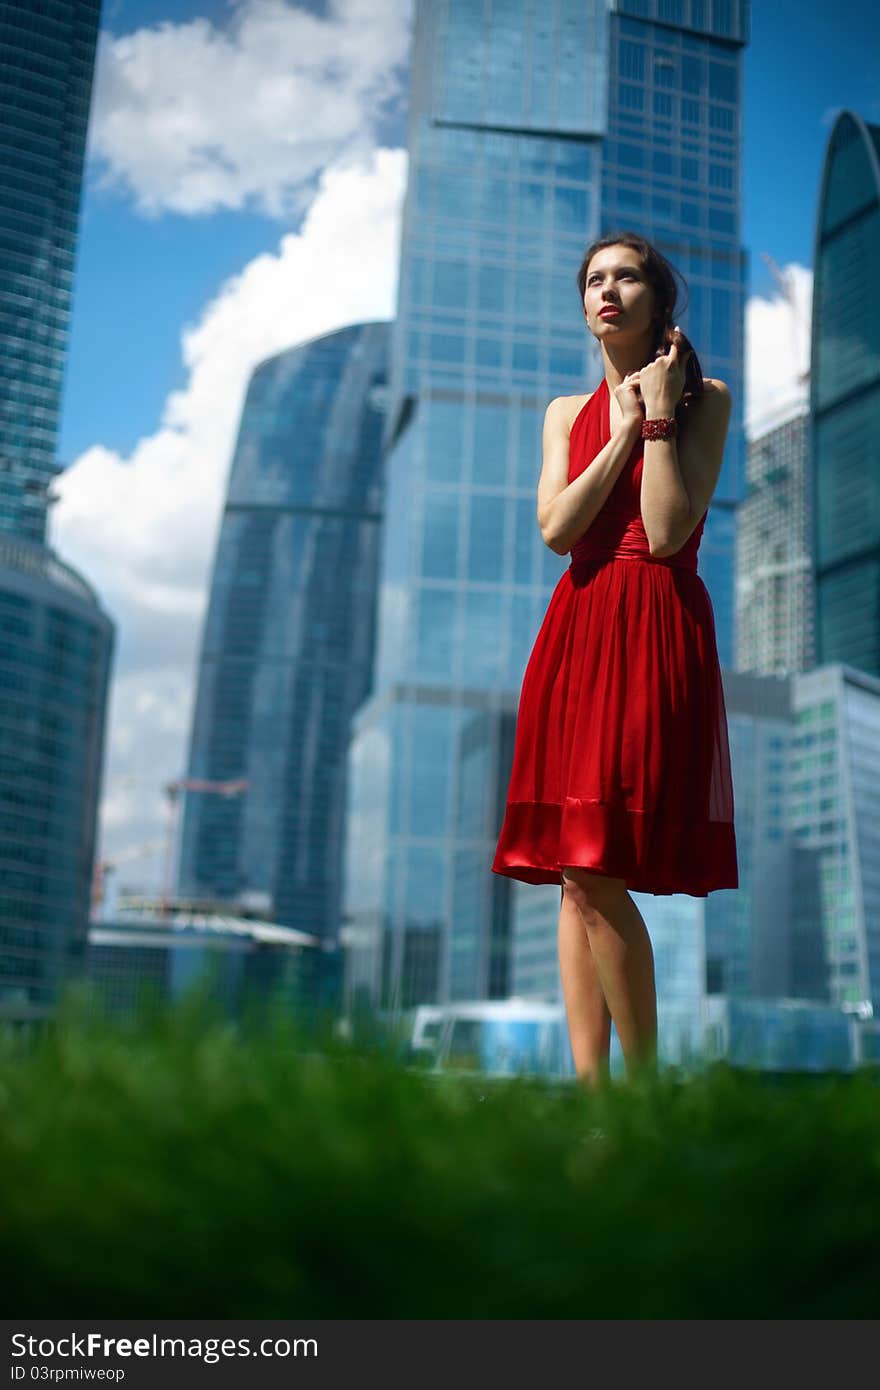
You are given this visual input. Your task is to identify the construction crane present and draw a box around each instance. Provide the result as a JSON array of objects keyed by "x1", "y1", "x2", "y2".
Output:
[
  {"x1": 91, "y1": 838, "x2": 167, "y2": 918},
  {"x1": 760, "y1": 251, "x2": 810, "y2": 387}
]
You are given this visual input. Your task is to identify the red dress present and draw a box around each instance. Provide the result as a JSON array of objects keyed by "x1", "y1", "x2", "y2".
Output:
[{"x1": 491, "y1": 377, "x2": 738, "y2": 896}]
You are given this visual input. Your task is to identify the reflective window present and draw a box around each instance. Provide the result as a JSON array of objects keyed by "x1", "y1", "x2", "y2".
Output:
[
  {"x1": 549, "y1": 346, "x2": 584, "y2": 378},
  {"x1": 618, "y1": 40, "x2": 645, "y2": 82},
  {"x1": 709, "y1": 105, "x2": 735, "y2": 132},
  {"x1": 422, "y1": 490, "x2": 460, "y2": 580},
  {"x1": 618, "y1": 83, "x2": 644, "y2": 111},
  {"x1": 513, "y1": 269, "x2": 542, "y2": 320},
  {"x1": 512, "y1": 342, "x2": 539, "y2": 372},
  {"x1": 425, "y1": 400, "x2": 465, "y2": 484},
  {"x1": 468, "y1": 493, "x2": 507, "y2": 582},
  {"x1": 476, "y1": 337, "x2": 503, "y2": 368},
  {"x1": 618, "y1": 143, "x2": 644, "y2": 170},
  {"x1": 430, "y1": 332, "x2": 464, "y2": 364},
  {"x1": 432, "y1": 260, "x2": 469, "y2": 309},
  {"x1": 433, "y1": 171, "x2": 479, "y2": 220},
  {"x1": 410, "y1": 709, "x2": 452, "y2": 837},
  {"x1": 508, "y1": 593, "x2": 537, "y2": 684},
  {"x1": 550, "y1": 273, "x2": 579, "y2": 323},
  {"x1": 473, "y1": 403, "x2": 509, "y2": 487},
  {"x1": 415, "y1": 588, "x2": 456, "y2": 680},
  {"x1": 682, "y1": 55, "x2": 702, "y2": 94},
  {"x1": 514, "y1": 497, "x2": 537, "y2": 584},
  {"x1": 404, "y1": 845, "x2": 446, "y2": 925},
  {"x1": 515, "y1": 407, "x2": 543, "y2": 488},
  {"x1": 479, "y1": 177, "x2": 512, "y2": 224},
  {"x1": 477, "y1": 264, "x2": 506, "y2": 314},
  {"x1": 709, "y1": 61, "x2": 737, "y2": 103},
  {"x1": 552, "y1": 143, "x2": 592, "y2": 179},
  {"x1": 460, "y1": 590, "x2": 505, "y2": 686},
  {"x1": 516, "y1": 182, "x2": 546, "y2": 224},
  {"x1": 553, "y1": 184, "x2": 589, "y2": 232}
]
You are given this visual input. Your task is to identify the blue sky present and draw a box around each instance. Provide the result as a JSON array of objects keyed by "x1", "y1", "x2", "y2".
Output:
[
  {"x1": 59, "y1": 0, "x2": 880, "y2": 467},
  {"x1": 46, "y1": 0, "x2": 878, "y2": 887}
]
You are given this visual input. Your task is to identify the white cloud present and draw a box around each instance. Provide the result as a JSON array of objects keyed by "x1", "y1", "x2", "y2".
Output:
[
  {"x1": 744, "y1": 262, "x2": 813, "y2": 437},
  {"x1": 52, "y1": 146, "x2": 407, "y2": 893},
  {"x1": 88, "y1": 0, "x2": 413, "y2": 218}
]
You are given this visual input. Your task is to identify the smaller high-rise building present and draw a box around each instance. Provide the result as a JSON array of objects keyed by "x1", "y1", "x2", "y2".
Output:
[
  {"x1": 735, "y1": 408, "x2": 815, "y2": 675},
  {"x1": 0, "y1": 537, "x2": 113, "y2": 1021}
]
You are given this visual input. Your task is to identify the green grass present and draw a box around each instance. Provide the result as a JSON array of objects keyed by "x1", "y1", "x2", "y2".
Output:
[{"x1": 1, "y1": 982, "x2": 879, "y2": 1317}]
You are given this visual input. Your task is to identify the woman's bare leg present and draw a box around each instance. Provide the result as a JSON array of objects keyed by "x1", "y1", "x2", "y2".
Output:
[
  {"x1": 561, "y1": 868, "x2": 658, "y2": 1079},
  {"x1": 557, "y1": 885, "x2": 612, "y2": 1088}
]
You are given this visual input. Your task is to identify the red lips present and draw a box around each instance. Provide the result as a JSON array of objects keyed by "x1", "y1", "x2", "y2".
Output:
[{"x1": 599, "y1": 306, "x2": 622, "y2": 318}]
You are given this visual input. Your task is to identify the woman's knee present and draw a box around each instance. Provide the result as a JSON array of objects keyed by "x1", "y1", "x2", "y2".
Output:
[{"x1": 562, "y1": 866, "x2": 628, "y2": 916}]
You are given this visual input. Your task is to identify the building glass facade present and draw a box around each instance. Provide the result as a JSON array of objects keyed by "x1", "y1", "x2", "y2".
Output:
[
  {"x1": 605, "y1": 0, "x2": 749, "y2": 665},
  {"x1": 344, "y1": 0, "x2": 749, "y2": 1023},
  {"x1": 811, "y1": 111, "x2": 880, "y2": 678},
  {"x1": 0, "y1": 538, "x2": 113, "y2": 1019},
  {"x1": 736, "y1": 410, "x2": 814, "y2": 676},
  {"x1": 704, "y1": 664, "x2": 880, "y2": 1019},
  {"x1": 176, "y1": 324, "x2": 389, "y2": 947},
  {"x1": 0, "y1": 0, "x2": 102, "y2": 543}
]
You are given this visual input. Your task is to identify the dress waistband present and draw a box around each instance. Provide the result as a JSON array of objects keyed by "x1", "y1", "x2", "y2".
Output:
[{"x1": 569, "y1": 548, "x2": 698, "y2": 574}]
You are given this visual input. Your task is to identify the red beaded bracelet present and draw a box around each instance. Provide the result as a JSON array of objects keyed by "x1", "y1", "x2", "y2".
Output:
[{"x1": 642, "y1": 416, "x2": 678, "y2": 440}]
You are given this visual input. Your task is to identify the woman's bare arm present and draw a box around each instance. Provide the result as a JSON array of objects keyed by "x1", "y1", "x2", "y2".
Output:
[{"x1": 537, "y1": 397, "x2": 642, "y2": 555}]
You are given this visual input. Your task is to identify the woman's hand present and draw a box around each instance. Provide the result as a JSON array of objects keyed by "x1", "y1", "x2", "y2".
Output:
[
  {"x1": 638, "y1": 338, "x2": 692, "y2": 415},
  {"x1": 612, "y1": 371, "x2": 645, "y2": 436}
]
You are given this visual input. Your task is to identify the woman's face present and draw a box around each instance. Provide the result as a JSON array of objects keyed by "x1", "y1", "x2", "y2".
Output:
[{"x1": 583, "y1": 246, "x2": 658, "y2": 343}]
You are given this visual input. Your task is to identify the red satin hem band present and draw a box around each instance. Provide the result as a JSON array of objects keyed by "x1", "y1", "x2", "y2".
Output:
[{"x1": 491, "y1": 798, "x2": 739, "y2": 898}]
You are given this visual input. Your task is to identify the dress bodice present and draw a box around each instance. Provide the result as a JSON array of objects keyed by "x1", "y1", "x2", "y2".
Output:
[{"x1": 567, "y1": 376, "x2": 706, "y2": 574}]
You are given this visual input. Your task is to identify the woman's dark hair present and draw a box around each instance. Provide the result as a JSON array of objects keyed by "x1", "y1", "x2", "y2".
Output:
[{"x1": 576, "y1": 230, "x2": 704, "y2": 415}]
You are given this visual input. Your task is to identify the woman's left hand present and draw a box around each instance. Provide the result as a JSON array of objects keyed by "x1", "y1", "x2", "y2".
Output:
[{"x1": 638, "y1": 338, "x2": 692, "y2": 413}]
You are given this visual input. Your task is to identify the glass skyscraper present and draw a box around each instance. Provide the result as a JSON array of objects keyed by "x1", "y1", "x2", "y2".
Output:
[
  {"x1": 811, "y1": 110, "x2": 880, "y2": 679},
  {"x1": 176, "y1": 323, "x2": 389, "y2": 948},
  {"x1": 0, "y1": 0, "x2": 102, "y2": 543},
  {"x1": 344, "y1": 0, "x2": 749, "y2": 1018},
  {"x1": 0, "y1": 1, "x2": 113, "y2": 1022},
  {"x1": 604, "y1": 0, "x2": 748, "y2": 657}
]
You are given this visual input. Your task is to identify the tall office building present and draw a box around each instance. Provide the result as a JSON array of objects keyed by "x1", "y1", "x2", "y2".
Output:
[
  {"x1": 811, "y1": 110, "x2": 880, "y2": 679},
  {"x1": 736, "y1": 408, "x2": 815, "y2": 675},
  {"x1": 0, "y1": 1, "x2": 113, "y2": 1022},
  {"x1": 601, "y1": 0, "x2": 748, "y2": 662},
  {"x1": 344, "y1": 0, "x2": 749, "y2": 1017},
  {"x1": 0, "y1": 0, "x2": 101, "y2": 542},
  {"x1": 176, "y1": 324, "x2": 389, "y2": 950}
]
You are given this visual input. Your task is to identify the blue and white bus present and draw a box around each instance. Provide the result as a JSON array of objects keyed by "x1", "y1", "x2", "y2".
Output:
[{"x1": 409, "y1": 999, "x2": 575, "y2": 1080}]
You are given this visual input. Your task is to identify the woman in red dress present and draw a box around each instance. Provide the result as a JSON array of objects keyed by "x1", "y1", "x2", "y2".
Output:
[{"x1": 491, "y1": 232, "x2": 738, "y2": 1087}]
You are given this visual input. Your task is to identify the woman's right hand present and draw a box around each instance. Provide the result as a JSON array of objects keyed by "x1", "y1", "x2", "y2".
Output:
[{"x1": 612, "y1": 372, "x2": 645, "y2": 436}]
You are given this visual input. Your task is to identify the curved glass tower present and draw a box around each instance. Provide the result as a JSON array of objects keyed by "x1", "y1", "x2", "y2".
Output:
[
  {"x1": 810, "y1": 110, "x2": 880, "y2": 678},
  {"x1": 176, "y1": 323, "x2": 390, "y2": 946},
  {"x1": 0, "y1": 0, "x2": 102, "y2": 543}
]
